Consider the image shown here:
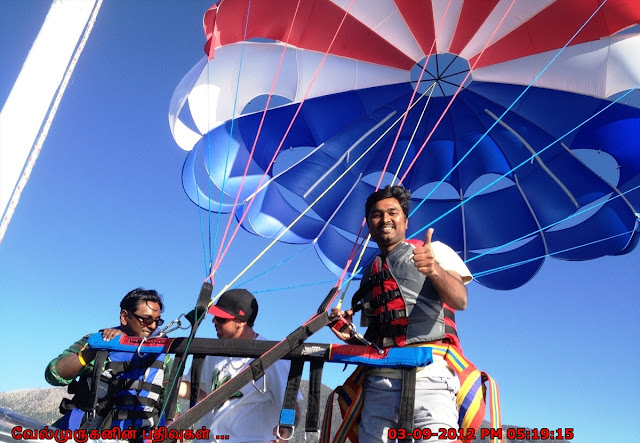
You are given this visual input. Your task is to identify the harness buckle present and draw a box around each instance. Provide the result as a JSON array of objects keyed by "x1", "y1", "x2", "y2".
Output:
[
  {"x1": 276, "y1": 425, "x2": 295, "y2": 441},
  {"x1": 86, "y1": 409, "x2": 96, "y2": 424},
  {"x1": 252, "y1": 373, "x2": 267, "y2": 394},
  {"x1": 377, "y1": 309, "x2": 407, "y2": 324}
]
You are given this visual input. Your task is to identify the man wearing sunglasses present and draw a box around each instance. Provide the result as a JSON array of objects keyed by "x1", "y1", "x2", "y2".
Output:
[
  {"x1": 45, "y1": 287, "x2": 173, "y2": 432},
  {"x1": 179, "y1": 288, "x2": 295, "y2": 443}
]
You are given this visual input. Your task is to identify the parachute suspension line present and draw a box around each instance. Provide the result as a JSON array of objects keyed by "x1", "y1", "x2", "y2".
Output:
[
  {"x1": 399, "y1": 0, "x2": 518, "y2": 193},
  {"x1": 313, "y1": 172, "x2": 371, "y2": 305},
  {"x1": 317, "y1": 173, "x2": 363, "y2": 241},
  {"x1": 304, "y1": 83, "x2": 434, "y2": 200},
  {"x1": 210, "y1": 0, "x2": 357, "y2": 276},
  {"x1": 158, "y1": 316, "x2": 202, "y2": 421},
  {"x1": 391, "y1": 82, "x2": 437, "y2": 186},
  {"x1": 181, "y1": 6, "x2": 258, "y2": 404},
  {"x1": 322, "y1": 190, "x2": 374, "y2": 299},
  {"x1": 250, "y1": 279, "x2": 339, "y2": 294},
  {"x1": 244, "y1": 143, "x2": 326, "y2": 201},
  {"x1": 407, "y1": 0, "x2": 608, "y2": 218},
  {"x1": 304, "y1": 112, "x2": 397, "y2": 198},
  {"x1": 313, "y1": 173, "x2": 366, "y2": 286},
  {"x1": 472, "y1": 230, "x2": 636, "y2": 279},
  {"x1": 208, "y1": 82, "x2": 438, "y2": 305},
  {"x1": 210, "y1": 89, "x2": 430, "y2": 302},
  {"x1": 0, "y1": 0, "x2": 103, "y2": 244},
  {"x1": 238, "y1": 173, "x2": 363, "y2": 294},
  {"x1": 336, "y1": 82, "x2": 437, "y2": 308},
  {"x1": 206, "y1": 61, "x2": 214, "y2": 273},
  {"x1": 408, "y1": 83, "x2": 640, "y2": 246},
  {"x1": 205, "y1": 0, "x2": 257, "y2": 281},
  {"x1": 334, "y1": 82, "x2": 435, "y2": 307},
  {"x1": 335, "y1": 233, "x2": 371, "y2": 310},
  {"x1": 197, "y1": 61, "x2": 218, "y2": 276},
  {"x1": 194, "y1": 179, "x2": 211, "y2": 277},
  {"x1": 212, "y1": 0, "x2": 302, "y2": 274},
  {"x1": 465, "y1": 181, "x2": 640, "y2": 266},
  {"x1": 334, "y1": 219, "x2": 368, "y2": 293},
  {"x1": 235, "y1": 243, "x2": 313, "y2": 289},
  {"x1": 335, "y1": 82, "x2": 438, "y2": 308},
  {"x1": 374, "y1": 0, "x2": 455, "y2": 192}
]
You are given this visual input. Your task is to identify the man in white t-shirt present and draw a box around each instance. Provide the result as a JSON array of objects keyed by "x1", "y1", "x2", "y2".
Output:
[{"x1": 180, "y1": 289, "x2": 293, "y2": 443}]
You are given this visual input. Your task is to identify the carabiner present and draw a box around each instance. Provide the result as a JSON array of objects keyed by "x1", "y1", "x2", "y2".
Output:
[
  {"x1": 157, "y1": 313, "x2": 189, "y2": 337},
  {"x1": 350, "y1": 324, "x2": 384, "y2": 355},
  {"x1": 137, "y1": 336, "x2": 148, "y2": 357}
]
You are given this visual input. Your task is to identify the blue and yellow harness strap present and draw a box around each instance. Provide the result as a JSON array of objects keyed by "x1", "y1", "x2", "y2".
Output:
[{"x1": 425, "y1": 343, "x2": 502, "y2": 443}]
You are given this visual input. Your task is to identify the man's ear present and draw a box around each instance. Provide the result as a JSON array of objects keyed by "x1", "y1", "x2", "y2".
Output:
[{"x1": 120, "y1": 309, "x2": 128, "y2": 327}]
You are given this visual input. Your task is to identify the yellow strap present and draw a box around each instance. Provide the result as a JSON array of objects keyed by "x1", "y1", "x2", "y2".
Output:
[{"x1": 78, "y1": 351, "x2": 87, "y2": 367}]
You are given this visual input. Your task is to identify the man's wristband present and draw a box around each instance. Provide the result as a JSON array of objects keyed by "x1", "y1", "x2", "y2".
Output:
[{"x1": 78, "y1": 351, "x2": 88, "y2": 367}]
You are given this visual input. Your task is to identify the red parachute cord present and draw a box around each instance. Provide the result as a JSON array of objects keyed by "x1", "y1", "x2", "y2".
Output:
[
  {"x1": 399, "y1": 0, "x2": 517, "y2": 185},
  {"x1": 210, "y1": 0, "x2": 358, "y2": 279},
  {"x1": 335, "y1": 0, "x2": 455, "y2": 287},
  {"x1": 334, "y1": 0, "x2": 517, "y2": 304},
  {"x1": 336, "y1": 1, "x2": 455, "y2": 288},
  {"x1": 374, "y1": 0, "x2": 454, "y2": 191},
  {"x1": 334, "y1": 220, "x2": 369, "y2": 289},
  {"x1": 209, "y1": 0, "x2": 304, "y2": 278}
]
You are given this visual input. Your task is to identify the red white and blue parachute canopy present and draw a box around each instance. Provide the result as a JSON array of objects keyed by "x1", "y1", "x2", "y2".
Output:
[{"x1": 169, "y1": 0, "x2": 640, "y2": 290}]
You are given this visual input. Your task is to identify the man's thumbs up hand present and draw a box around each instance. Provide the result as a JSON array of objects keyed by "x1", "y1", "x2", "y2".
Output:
[{"x1": 411, "y1": 228, "x2": 438, "y2": 277}]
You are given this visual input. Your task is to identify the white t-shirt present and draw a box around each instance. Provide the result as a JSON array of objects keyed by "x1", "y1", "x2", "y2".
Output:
[
  {"x1": 430, "y1": 240, "x2": 472, "y2": 284},
  {"x1": 185, "y1": 334, "x2": 291, "y2": 443}
]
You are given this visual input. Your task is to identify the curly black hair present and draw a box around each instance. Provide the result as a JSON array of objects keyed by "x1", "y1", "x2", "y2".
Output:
[
  {"x1": 120, "y1": 288, "x2": 164, "y2": 313},
  {"x1": 365, "y1": 185, "x2": 411, "y2": 219}
]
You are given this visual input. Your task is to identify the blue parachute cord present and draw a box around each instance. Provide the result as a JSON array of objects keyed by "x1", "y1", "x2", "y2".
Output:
[
  {"x1": 472, "y1": 229, "x2": 635, "y2": 279},
  {"x1": 193, "y1": 147, "x2": 212, "y2": 276},
  {"x1": 181, "y1": 7, "x2": 256, "y2": 405},
  {"x1": 407, "y1": 84, "x2": 640, "y2": 251},
  {"x1": 408, "y1": 0, "x2": 610, "y2": 219},
  {"x1": 339, "y1": 230, "x2": 636, "y2": 285},
  {"x1": 209, "y1": 0, "x2": 254, "y2": 271},
  {"x1": 464, "y1": 182, "x2": 640, "y2": 266},
  {"x1": 236, "y1": 242, "x2": 313, "y2": 288},
  {"x1": 251, "y1": 279, "x2": 339, "y2": 294}
]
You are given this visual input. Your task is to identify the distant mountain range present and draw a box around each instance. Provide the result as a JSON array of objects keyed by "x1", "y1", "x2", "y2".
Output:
[{"x1": 0, "y1": 384, "x2": 534, "y2": 442}]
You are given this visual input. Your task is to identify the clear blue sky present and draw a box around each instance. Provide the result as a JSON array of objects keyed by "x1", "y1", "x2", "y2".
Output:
[{"x1": 0, "y1": 2, "x2": 638, "y2": 442}]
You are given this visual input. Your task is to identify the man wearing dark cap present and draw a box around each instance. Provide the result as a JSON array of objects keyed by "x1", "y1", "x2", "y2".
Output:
[{"x1": 179, "y1": 289, "x2": 292, "y2": 443}]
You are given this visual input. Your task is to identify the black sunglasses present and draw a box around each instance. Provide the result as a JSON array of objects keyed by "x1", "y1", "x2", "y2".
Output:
[
  {"x1": 213, "y1": 316, "x2": 233, "y2": 324},
  {"x1": 128, "y1": 311, "x2": 164, "y2": 326}
]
